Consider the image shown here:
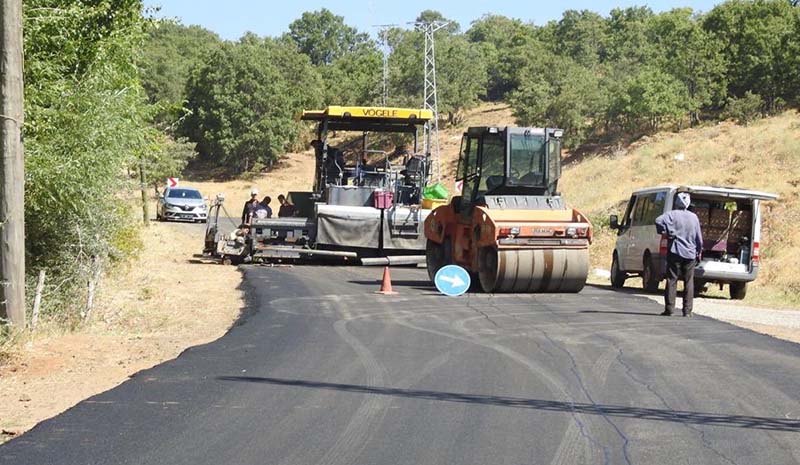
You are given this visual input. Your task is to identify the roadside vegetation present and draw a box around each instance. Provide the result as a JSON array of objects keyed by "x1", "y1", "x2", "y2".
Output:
[{"x1": 8, "y1": 0, "x2": 800, "y2": 336}]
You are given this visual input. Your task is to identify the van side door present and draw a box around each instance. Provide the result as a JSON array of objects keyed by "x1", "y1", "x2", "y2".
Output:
[
  {"x1": 616, "y1": 195, "x2": 638, "y2": 271},
  {"x1": 624, "y1": 194, "x2": 652, "y2": 271}
]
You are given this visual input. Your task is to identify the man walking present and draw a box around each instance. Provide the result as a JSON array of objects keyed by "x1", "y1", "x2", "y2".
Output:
[{"x1": 655, "y1": 192, "x2": 703, "y2": 317}]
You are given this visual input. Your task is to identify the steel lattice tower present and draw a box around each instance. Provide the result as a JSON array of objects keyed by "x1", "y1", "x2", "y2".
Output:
[{"x1": 417, "y1": 21, "x2": 448, "y2": 182}]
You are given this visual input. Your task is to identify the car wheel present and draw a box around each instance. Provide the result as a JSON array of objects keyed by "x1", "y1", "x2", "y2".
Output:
[
  {"x1": 642, "y1": 253, "x2": 660, "y2": 293},
  {"x1": 729, "y1": 282, "x2": 747, "y2": 300},
  {"x1": 610, "y1": 253, "x2": 626, "y2": 289}
]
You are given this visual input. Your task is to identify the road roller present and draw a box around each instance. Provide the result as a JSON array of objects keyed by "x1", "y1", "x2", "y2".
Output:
[{"x1": 424, "y1": 126, "x2": 592, "y2": 293}]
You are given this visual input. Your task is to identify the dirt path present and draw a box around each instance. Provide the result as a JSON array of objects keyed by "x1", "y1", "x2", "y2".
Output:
[{"x1": 0, "y1": 221, "x2": 245, "y2": 442}]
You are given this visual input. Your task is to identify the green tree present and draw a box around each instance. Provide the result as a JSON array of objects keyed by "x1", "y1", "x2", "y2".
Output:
[
  {"x1": 551, "y1": 10, "x2": 608, "y2": 67},
  {"x1": 611, "y1": 67, "x2": 690, "y2": 132},
  {"x1": 24, "y1": 0, "x2": 154, "y2": 319},
  {"x1": 287, "y1": 8, "x2": 371, "y2": 66},
  {"x1": 646, "y1": 8, "x2": 726, "y2": 124},
  {"x1": 323, "y1": 46, "x2": 383, "y2": 105},
  {"x1": 704, "y1": 0, "x2": 800, "y2": 111},
  {"x1": 510, "y1": 54, "x2": 603, "y2": 147},
  {"x1": 466, "y1": 15, "x2": 538, "y2": 100},
  {"x1": 139, "y1": 20, "x2": 222, "y2": 105},
  {"x1": 182, "y1": 37, "x2": 323, "y2": 172},
  {"x1": 605, "y1": 6, "x2": 656, "y2": 66}
]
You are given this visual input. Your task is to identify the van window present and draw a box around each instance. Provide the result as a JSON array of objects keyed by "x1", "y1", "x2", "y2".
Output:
[{"x1": 632, "y1": 193, "x2": 663, "y2": 226}]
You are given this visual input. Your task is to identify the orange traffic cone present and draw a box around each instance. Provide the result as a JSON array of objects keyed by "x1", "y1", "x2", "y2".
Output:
[{"x1": 375, "y1": 266, "x2": 398, "y2": 295}]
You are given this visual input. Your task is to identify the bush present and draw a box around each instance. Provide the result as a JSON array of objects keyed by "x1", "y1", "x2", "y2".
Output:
[{"x1": 722, "y1": 91, "x2": 764, "y2": 125}]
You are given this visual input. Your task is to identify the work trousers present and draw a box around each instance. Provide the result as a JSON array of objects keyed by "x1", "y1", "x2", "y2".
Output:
[{"x1": 664, "y1": 253, "x2": 696, "y2": 315}]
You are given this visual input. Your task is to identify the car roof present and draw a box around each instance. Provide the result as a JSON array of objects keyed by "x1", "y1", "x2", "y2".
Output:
[{"x1": 631, "y1": 185, "x2": 778, "y2": 201}]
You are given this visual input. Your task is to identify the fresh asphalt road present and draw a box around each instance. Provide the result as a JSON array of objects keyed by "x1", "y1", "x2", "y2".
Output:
[{"x1": 2, "y1": 266, "x2": 800, "y2": 465}]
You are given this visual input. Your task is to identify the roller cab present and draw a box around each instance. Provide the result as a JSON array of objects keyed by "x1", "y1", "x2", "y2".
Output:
[{"x1": 425, "y1": 126, "x2": 592, "y2": 293}]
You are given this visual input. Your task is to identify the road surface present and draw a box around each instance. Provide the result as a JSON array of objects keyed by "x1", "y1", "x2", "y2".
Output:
[{"x1": 2, "y1": 265, "x2": 799, "y2": 464}]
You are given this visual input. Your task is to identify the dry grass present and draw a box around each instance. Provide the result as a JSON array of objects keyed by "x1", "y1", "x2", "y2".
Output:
[{"x1": 560, "y1": 111, "x2": 800, "y2": 307}]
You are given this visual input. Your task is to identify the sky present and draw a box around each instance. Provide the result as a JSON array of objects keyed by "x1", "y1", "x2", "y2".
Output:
[{"x1": 143, "y1": 0, "x2": 723, "y2": 41}]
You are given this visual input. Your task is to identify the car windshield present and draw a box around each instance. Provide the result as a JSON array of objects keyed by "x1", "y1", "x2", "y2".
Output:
[
  {"x1": 507, "y1": 134, "x2": 546, "y2": 187},
  {"x1": 167, "y1": 189, "x2": 202, "y2": 199}
]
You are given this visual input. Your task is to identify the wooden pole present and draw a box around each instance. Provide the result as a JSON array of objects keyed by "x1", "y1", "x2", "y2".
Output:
[
  {"x1": 139, "y1": 156, "x2": 149, "y2": 226},
  {"x1": 0, "y1": 0, "x2": 26, "y2": 328}
]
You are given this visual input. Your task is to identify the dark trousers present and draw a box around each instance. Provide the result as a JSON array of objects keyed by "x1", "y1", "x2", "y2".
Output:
[{"x1": 664, "y1": 253, "x2": 696, "y2": 315}]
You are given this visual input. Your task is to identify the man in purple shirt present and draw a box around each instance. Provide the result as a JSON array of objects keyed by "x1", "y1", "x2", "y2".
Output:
[{"x1": 655, "y1": 192, "x2": 704, "y2": 317}]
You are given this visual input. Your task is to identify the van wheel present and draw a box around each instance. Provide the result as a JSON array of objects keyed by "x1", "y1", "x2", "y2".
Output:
[
  {"x1": 610, "y1": 254, "x2": 626, "y2": 289},
  {"x1": 642, "y1": 254, "x2": 660, "y2": 293},
  {"x1": 729, "y1": 282, "x2": 747, "y2": 300}
]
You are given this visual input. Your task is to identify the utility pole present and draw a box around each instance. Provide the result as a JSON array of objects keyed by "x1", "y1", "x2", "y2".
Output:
[
  {"x1": 0, "y1": 0, "x2": 26, "y2": 327},
  {"x1": 415, "y1": 21, "x2": 448, "y2": 183}
]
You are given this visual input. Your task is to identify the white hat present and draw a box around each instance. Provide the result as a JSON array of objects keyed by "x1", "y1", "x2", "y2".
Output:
[{"x1": 250, "y1": 188, "x2": 259, "y2": 196}]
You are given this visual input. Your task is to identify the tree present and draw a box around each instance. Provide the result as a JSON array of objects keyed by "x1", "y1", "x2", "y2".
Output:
[
  {"x1": 139, "y1": 20, "x2": 222, "y2": 105},
  {"x1": 466, "y1": 15, "x2": 538, "y2": 100},
  {"x1": 182, "y1": 37, "x2": 323, "y2": 172},
  {"x1": 704, "y1": 0, "x2": 800, "y2": 111},
  {"x1": 605, "y1": 6, "x2": 656, "y2": 66},
  {"x1": 646, "y1": 8, "x2": 726, "y2": 123},
  {"x1": 24, "y1": 0, "x2": 155, "y2": 320},
  {"x1": 610, "y1": 67, "x2": 690, "y2": 132},
  {"x1": 323, "y1": 46, "x2": 382, "y2": 105},
  {"x1": 287, "y1": 8, "x2": 371, "y2": 66},
  {"x1": 510, "y1": 54, "x2": 603, "y2": 147},
  {"x1": 551, "y1": 10, "x2": 608, "y2": 67}
]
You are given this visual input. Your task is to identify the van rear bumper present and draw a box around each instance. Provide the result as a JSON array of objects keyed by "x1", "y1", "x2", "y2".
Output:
[
  {"x1": 656, "y1": 256, "x2": 758, "y2": 283},
  {"x1": 694, "y1": 266, "x2": 758, "y2": 283}
]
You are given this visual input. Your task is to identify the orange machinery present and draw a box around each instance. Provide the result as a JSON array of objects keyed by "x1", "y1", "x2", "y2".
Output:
[{"x1": 424, "y1": 127, "x2": 592, "y2": 292}]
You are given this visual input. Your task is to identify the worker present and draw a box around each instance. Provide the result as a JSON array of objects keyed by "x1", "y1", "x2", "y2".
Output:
[
  {"x1": 655, "y1": 192, "x2": 703, "y2": 317},
  {"x1": 260, "y1": 195, "x2": 273, "y2": 218},
  {"x1": 277, "y1": 194, "x2": 296, "y2": 217},
  {"x1": 241, "y1": 188, "x2": 261, "y2": 224}
]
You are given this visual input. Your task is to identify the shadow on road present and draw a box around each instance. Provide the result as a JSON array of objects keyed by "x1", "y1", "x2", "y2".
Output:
[
  {"x1": 217, "y1": 375, "x2": 800, "y2": 433},
  {"x1": 348, "y1": 279, "x2": 434, "y2": 291},
  {"x1": 578, "y1": 310, "x2": 661, "y2": 317}
]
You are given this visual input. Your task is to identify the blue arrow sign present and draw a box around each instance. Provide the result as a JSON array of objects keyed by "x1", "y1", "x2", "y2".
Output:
[{"x1": 434, "y1": 265, "x2": 471, "y2": 297}]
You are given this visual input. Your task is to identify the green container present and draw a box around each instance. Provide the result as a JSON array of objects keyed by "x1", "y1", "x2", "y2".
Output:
[{"x1": 423, "y1": 182, "x2": 449, "y2": 200}]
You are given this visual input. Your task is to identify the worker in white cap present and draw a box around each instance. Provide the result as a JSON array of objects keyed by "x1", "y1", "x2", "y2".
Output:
[
  {"x1": 241, "y1": 187, "x2": 261, "y2": 225},
  {"x1": 655, "y1": 192, "x2": 704, "y2": 317}
]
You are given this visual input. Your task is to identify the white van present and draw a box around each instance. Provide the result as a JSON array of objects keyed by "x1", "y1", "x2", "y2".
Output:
[{"x1": 609, "y1": 185, "x2": 777, "y2": 299}]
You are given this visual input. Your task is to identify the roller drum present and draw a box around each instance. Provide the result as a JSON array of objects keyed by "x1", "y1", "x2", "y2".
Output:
[{"x1": 479, "y1": 247, "x2": 589, "y2": 293}]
